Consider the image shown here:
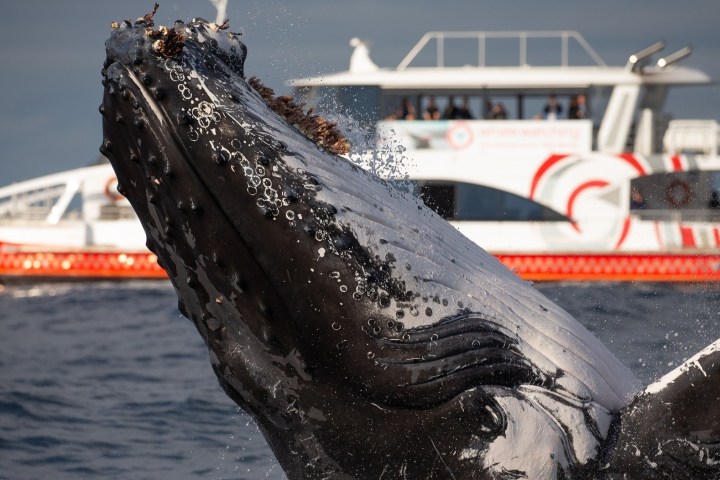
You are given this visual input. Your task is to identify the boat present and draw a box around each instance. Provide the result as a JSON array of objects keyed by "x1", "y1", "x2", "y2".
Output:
[
  {"x1": 2, "y1": 31, "x2": 719, "y2": 282},
  {"x1": 287, "y1": 31, "x2": 720, "y2": 281},
  {"x1": 0, "y1": 162, "x2": 164, "y2": 280}
]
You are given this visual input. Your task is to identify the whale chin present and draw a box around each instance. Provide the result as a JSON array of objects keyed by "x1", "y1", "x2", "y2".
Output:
[{"x1": 101, "y1": 10, "x2": 720, "y2": 480}]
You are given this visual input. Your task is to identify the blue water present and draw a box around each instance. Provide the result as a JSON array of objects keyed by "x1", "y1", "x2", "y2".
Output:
[{"x1": 1, "y1": 280, "x2": 719, "y2": 479}]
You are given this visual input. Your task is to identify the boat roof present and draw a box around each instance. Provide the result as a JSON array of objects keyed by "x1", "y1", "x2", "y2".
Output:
[{"x1": 288, "y1": 31, "x2": 713, "y2": 94}]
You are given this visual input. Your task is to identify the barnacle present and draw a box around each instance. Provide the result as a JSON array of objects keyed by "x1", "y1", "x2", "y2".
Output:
[
  {"x1": 149, "y1": 26, "x2": 186, "y2": 58},
  {"x1": 139, "y1": 3, "x2": 160, "y2": 27},
  {"x1": 249, "y1": 77, "x2": 351, "y2": 156}
]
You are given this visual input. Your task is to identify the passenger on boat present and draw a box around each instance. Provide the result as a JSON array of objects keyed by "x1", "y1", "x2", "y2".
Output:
[
  {"x1": 423, "y1": 96, "x2": 441, "y2": 120},
  {"x1": 489, "y1": 103, "x2": 508, "y2": 120},
  {"x1": 709, "y1": 191, "x2": 720, "y2": 209},
  {"x1": 543, "y1": 93, "x2": 563, "y2": 120},
  {"x1": 568, "y1": 94, "x2": 587, "y2": 119},
  {"x1": 442, "y1": 96, "x2": 461, "y2": 119},
  {"x1": 482, "y1": 98, "x2": 493, "y2": 119},
  {"x1": 399, "y1": 97, "x2": 417, "y2": 120},
  {"x1": 457, "y1": 96, "x2": 474, "y2": 119},
  {"x1": 630, "y1": 188, "x2": 647, "y2": 210}
]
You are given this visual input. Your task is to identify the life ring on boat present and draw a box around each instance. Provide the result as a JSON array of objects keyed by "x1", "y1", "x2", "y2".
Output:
[
  {"x1": 665, "y1": 179, "x2": 692, "y2": 207},
  {"x1": 104, "y1": 177, "x2": 124, "y2": 202},
  {"x1": 445, "y1": 122, "x2": 474, "y2": 150}
]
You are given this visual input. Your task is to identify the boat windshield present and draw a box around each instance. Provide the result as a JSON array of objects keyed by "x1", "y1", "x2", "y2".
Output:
[
  {"x1": 630, "y1": 171, "x2": 720, "y2": 221},
  {"x1": 395, "y1": 180, "x2": 569, "y2": 222}
]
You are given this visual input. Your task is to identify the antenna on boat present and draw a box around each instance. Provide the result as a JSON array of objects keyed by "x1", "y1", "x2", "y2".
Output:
[
  {"x1": 657, "y1": 46, "x2": 692, "y2": 68},
  {"x1": 626, "y1": 40, "x2": 665, "y2": 72},
  {"x1": 209, "y1": 0, "x2": 228, "y2": 25}
]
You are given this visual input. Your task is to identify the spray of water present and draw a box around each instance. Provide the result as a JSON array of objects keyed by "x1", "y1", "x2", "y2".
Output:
[{"x1": 311, "y1": 94, "x2": 418, "y2": 196}]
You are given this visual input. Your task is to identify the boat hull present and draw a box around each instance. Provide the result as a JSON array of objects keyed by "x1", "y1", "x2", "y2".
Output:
[
  {"x1": 1, "y1": 241, "x2": 717, "y2": 282},
  {"x1": 497, "y1": 252, "x2": 720, "y2": 282},
  {"x1": 0, "y1": 242, "x2": 165, "y2": 280}
]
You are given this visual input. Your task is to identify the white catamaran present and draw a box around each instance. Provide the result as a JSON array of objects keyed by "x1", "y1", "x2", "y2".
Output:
[
  {"x1": 1, "y1": 31, "x2": 718, "y2": 281},
  {"x1": 288, "y1": 31, "x2": 720, "y2": 281}
]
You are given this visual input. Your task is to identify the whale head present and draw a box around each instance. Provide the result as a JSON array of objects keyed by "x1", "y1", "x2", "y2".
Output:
[{"x1": 101, "y1": 14, "x2": 640, "y2": 479}]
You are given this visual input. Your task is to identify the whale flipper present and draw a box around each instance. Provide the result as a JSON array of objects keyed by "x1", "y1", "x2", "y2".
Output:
[{"x1": 605, "y1": 339, "x2": 720, "y2": 478}]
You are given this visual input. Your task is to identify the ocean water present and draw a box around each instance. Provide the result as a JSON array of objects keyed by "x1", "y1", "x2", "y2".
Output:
[{"x1": 1, "y1": 280, "x2": 719, "y2": 479}]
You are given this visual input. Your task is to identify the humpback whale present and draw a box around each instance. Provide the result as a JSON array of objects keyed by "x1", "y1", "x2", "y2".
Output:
[{"x1": 101, "y1": 10, "x2": 720, "y2": 479}]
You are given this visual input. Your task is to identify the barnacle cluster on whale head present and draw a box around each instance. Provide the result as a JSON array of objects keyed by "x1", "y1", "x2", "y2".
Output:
[{"x1": 109, "y1": 3, "x2": 351, "y2": 156}]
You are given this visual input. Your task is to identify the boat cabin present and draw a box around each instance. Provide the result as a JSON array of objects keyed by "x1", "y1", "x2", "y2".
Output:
[{"x1": 289, "y1": 32, "x2": 720, "y2": 253}]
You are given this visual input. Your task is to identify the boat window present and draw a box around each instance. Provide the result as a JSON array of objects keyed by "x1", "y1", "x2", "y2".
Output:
[
  {"x1": 630, "y1": 171, "x2": 720, "y2": 221},
  {"x1": 399, "y1": 180, "x2": 569, "y2": 221}
]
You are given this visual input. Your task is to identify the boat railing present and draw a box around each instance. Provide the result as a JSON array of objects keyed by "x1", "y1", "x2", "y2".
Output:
[
  {"x1": 99, "y1": 204, "x2": 136, "y2": 220},
  {"x1": 0, "y1": 184, "x2": 67, "y2": 222},
  {"x1": 396, "y1": 31, "x2": 607, "y2": 70}
]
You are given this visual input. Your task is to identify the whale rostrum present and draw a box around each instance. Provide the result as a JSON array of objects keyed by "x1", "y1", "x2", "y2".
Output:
[{"x1": 101, "y1": 11, "x2": 720, "y2": 479}]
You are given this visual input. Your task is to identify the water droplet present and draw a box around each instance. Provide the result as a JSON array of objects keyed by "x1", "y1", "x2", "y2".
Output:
[
  {"x1": 331, "y1": 322, "x2": 341, "y2": 331},
  {"x1": 339, "y1": 285, "x2": 348, "y2": 293}
]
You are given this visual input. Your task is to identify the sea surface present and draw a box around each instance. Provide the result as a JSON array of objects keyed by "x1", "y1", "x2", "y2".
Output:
[{"x1": 1, "y1": 280, "x2": 719, "y2": 479}]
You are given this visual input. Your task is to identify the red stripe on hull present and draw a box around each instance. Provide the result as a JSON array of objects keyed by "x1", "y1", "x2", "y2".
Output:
[
  {"x1": 529, "y1": 154, "x2": 570, "y2": 199},
  {"x1": 680, "y1": 226, "x2": 697, "y2": 248},
  {"x1": 617, "y1": 153, "x2": 647, "y2": 176},
  {"x1": 670, "y1": 155, "x2": 684, "y2": 172},
  {"x1": 0, "y1": 246, "x2": 166, "y2": 280},
  {"x1": 3, "y1": 245, "x2": 720, "y2": 283},
  {"x1": 614, "y1": 216, "x2": 632, "y2": 250},
  {"x1": 496, "y1": 253, "x2": 720, "y2": 282},
  {"x1": 566, "y1": 180, "x2": 610, "y2": 231}
]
